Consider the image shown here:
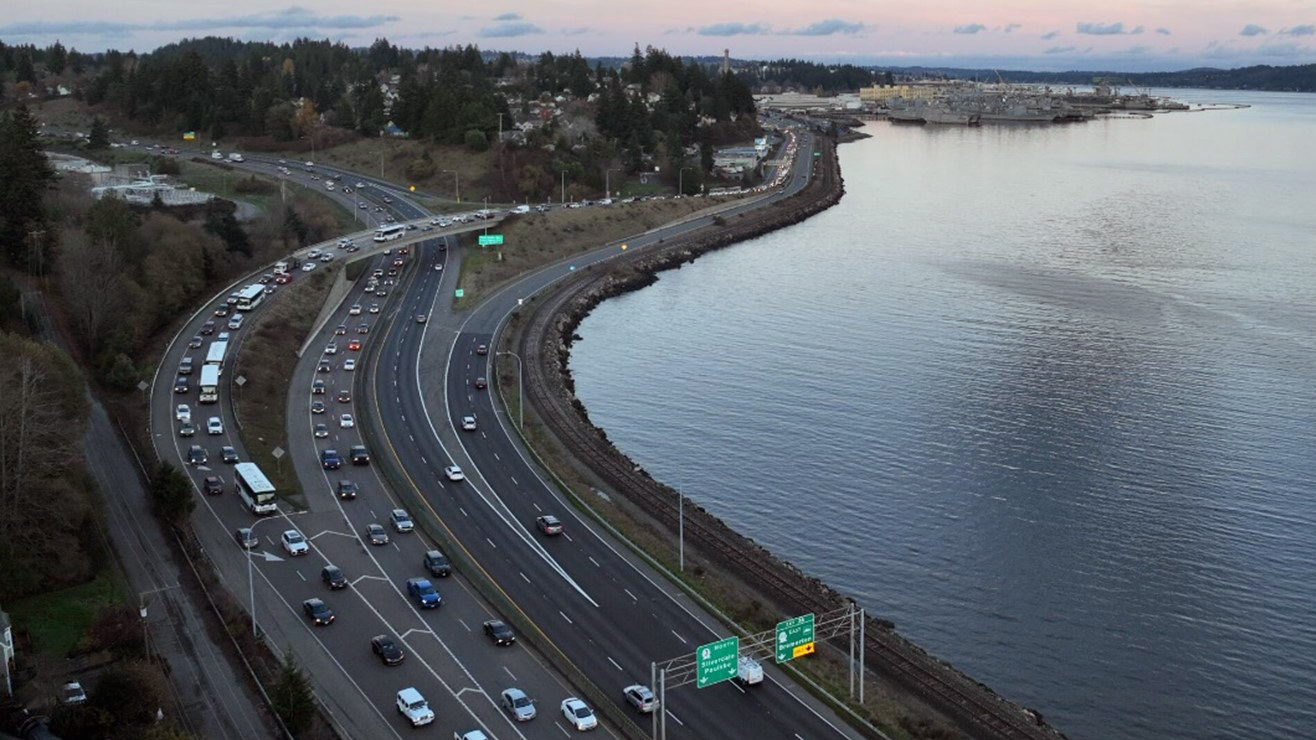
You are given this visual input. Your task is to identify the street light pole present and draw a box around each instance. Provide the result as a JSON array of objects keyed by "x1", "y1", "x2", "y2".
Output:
[
  {"x1": 678, "y1": 166, "x2": 694, "y2": 196},
  {"x1": 606, "y1": 167, "x2": 620, "y2": 200},
  {"x1": 678, "y1": 489, "x2": 684, "y2": 571},
  {"x1": 560, "y1": 170, "x2": 566, "y2": 205},
  {"x1": 496, "y1": 351, "x2": 523, "y2": 429}
]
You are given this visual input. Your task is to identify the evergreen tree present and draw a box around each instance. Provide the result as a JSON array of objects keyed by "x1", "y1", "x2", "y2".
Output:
[
  {"x1": 16, "y1": 52, "x2": 36, "y2": 84},
  {"x1": 47, "y1": 41, "x2": 68, "y2": 75},
  {"x1": 272, "y1": 653, "x2": 316, "y2": 734},
  {"x1": 87, "y1": 117, "x2": 110, "y2": 149},
  {"x1": 0, "y1": 105, "x2": 57, "y2": 270}
]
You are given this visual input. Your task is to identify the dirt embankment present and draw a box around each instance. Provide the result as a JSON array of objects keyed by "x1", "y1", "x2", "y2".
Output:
[{"x1": 514, "y1": 136, "x2": 1069, "y2": 740}]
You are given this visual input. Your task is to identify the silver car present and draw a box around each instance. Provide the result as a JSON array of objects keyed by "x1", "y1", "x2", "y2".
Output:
[
  {"x1": 500, "y1": 688, "x2": 536, "y2": 722},
  {"x1": 366, "y1": 523, "x2": 389, "y2": 546}
]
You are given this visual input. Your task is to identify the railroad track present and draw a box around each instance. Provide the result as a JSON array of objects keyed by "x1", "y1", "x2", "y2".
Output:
[{"x1": 512, "y1": 145, "x2": 1063, "y2": 740}]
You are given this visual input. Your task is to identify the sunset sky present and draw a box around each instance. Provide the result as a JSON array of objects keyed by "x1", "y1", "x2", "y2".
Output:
[{"x1": 3, "y1": 1, "x2": 1315, "y2": 71}]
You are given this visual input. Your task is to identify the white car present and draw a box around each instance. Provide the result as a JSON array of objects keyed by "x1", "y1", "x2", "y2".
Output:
[
  {"x1": 560, "y1": 697, "x2": 597, "y2": 731},
  {"x1": 461, "y1": 415, "x2": 477, "y2": 431},
  {"x1": 396, "y1": 687, "x2": 434, "y2": 727},
  {"x1": 349, "y1": 304, "x2": 362, "y2": 315},
  {"x1": 325, "y1": 342, "x2": 338, "y2": 355},
  {"x1": 623, "y1": 684, "x2": 659, "y2": 713},
  {"x1": 389, "y1": 509, "x2": 414, "y2": 533},
  {"x1": 340, "y1": 413, "x2": 354, "y2": 428},
  {"x1": 176, "y1": 404, "x2": 191, "y2": 423},
  {"x1": 343, "y1": 358, "x2": 357, "y2": 371},
  {"x1": 281, "y1": 530, "x2": 309, "y2": 556},
  {"x1": 302, "y1": 262, "x2": 316, "y2": 272},
  {"x1": 207, "y1": 416, "x2": 224, "y2": 435},
  {"x1": 444, "y1": 465, "x2": 464, "y2": 481}
]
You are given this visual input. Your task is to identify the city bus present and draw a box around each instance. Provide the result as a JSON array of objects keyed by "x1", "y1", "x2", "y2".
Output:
[
  {"x1": 234, "y1": 284, "x2": 265, "y2": 312},
  {"x1": 198, "y1": 365, "x2": 221, "y2": 404},
  {"x1": 205, "y1": 340, "x2": 228, "y2": 369},
  {"x1": 234, "y1": 462, "x2": 278, "y2": 515},
  {"x1": 373, "y1": 223, "x2": 406, "y2": 242}
]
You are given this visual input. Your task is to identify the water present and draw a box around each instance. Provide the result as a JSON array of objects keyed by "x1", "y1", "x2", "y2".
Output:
[{"x1": 569, "y1": 90, "x2": 1316, "y2": 740}]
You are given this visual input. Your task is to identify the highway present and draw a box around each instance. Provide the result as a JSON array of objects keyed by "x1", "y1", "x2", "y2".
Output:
[
  {"x1": 366, "y1": 130, "x2": 866, "y2": 739},
  {"x1": 148, "y1": 177, "x2": 597, "y2": 738}
]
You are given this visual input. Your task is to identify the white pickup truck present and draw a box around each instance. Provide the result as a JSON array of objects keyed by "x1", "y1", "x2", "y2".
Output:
[{"x1": 397, "y1": 688, "x2": 434, "y2": 726}]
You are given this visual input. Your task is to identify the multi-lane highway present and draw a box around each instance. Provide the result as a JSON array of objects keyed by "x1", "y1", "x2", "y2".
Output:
[
  {"x1": 363, "y1": 131, "x2": 864, "y2": 739},
  {"x1": 148, "y1": 126, "x2": 861, "y2": 738},
  {"x1": 149, "y1": 181, "x2": 601, "y2": 738}
]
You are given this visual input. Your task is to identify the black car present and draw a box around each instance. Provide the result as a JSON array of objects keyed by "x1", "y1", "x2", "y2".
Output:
[
  {"x1": 423, "y1": 550, "x2": 451, "y2": 578},
  {"x1": 202, "y1": 475, "x2": 224, "y2": 495},
  {"x1": 220, "y1": 445, "x2": 239, "y2": 464},
  {"x1": 174, "y1": 376, "x2": 189, "y2": 394},
  {"x1": 349, "y1": 445, "x2": 369, "y2": 465},
  {"x1": 371, "y1": 635, "x2": 405, "y2": 666},
  {"x1": 321, "y1": 449, "x2": 341, "y2": 470},
  {"x1": 483, "y1": 619, "x2": 516, "y2": 646},
  {"x1": 321, "y1": 565, "x2": 348, "y2": 590},
  {"x1": 336, "y1": 480, "x2": 359, "y2": 500},
  {"x1": 302, "y1": 598, "x2": 335, "y2": 626},
  {"x1": 187, "y1": 445, "x2": 207, "y2": 465}
]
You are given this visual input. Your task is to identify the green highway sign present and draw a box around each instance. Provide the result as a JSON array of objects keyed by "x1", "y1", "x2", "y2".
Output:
[
  {"x1": 775, "y1": 613, "x2": 815, "y2": 663},
  {"x1": 695, "y1": 636, "x2": 738, "y2": 688},
  {"x1": 454, "y1": 289, "x2": 464, "y2": 298},
  {"x1": 478, "y1": 234, "x2": 504, "y2": 246}
]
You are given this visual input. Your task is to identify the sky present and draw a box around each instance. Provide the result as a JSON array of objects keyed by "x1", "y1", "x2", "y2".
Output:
[{"x1": 3, "y1": 1, "x2": 1316, "y2": 72}]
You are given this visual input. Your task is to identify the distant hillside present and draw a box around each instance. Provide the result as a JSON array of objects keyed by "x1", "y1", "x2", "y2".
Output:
[{"x1": 871, "y1": 64, "x2": 1316, "y2": 93}]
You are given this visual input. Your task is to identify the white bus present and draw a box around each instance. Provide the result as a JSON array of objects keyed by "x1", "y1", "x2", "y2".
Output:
[
  {"x1": 234, "y1": 284, "x2": 265, "y2": 312},
  {"x1": 234, "y1": 462, "x2": 278, "y2": 515},
  {"x1": 205, "y1": 340, "x2": 228, "y2": 368},
  {"x1": 198, "y1": 365, "x2": 221, "y2": 404},
  {"x1": 374, "y1": 224, "x2": 406, "y2": 242}
]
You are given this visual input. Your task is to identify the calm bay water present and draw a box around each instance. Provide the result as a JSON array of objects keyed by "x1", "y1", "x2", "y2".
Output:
[{"x1": 569, "y1": 90, "x2": 1316, "y2": 740}]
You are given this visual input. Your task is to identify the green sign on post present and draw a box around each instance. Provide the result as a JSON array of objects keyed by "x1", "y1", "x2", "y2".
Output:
[
  {"x1": 454, "y1": 289, "x2": 464, "y2": 298},
  {"x1": 695, "y1": 636, "x2": 738, "y2": 688},
  {"x1": 775, "y1": 613, "x2": 815, "y2": 663},
  {"x1": 478, "y1": 234, "x2": 504, "y2": 246}
]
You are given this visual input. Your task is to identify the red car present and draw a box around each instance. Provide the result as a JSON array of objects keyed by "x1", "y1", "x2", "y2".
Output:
[{"x1": 347, "y1": 339, "x2": 362, "y2": 351}]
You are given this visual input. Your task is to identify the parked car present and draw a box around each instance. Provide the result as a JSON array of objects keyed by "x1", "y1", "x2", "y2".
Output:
[
  {"x1": 321, "y1": 565, "x2": 348, "y2": 590},
  {"x1": 500, "y1": 687, "x2": 536, "y2": 722},
  {"x1": 560, "y1": 698, "x2": 597, "y2": 731},
  {"x1": 423, "y1": 549, "x2": 451, "y2": 578},
  {"x1": 62, "y1": 682, "x2": 87, "y2": 705},
  {"x1": 371, "y1": 634, "x2": 405, "y2": 665}
]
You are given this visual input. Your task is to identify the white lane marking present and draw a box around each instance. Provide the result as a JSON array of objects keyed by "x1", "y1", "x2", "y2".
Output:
[
  {"x1": 671, "y1": 630, "x2": 687, "y2": 645},
  {"x1": 457, "y1": 618, "x2": 471, "y2": 632},
  {"x1": 510, "y1": 476, "x2": 518, "y2": 485},
  {"x1": 665, "y1": 709, "x2": 685, "y2": 726},
  {"x1": 532, "y1": 502, "x2": 541, "y2": 513},
  {"x1": 559, "y1": 611, "x2": 573, "y2": 625},
  {"x1": 503, "y1": 666, "x2": 517, "y2": 681},
  {"x1": 557, "y1": 725, "x2": 570, "y2": 738},
  {"x1": 460, "y1": 507, "x2": 469, "y2": 517},
  {"x1": 563, "y1": 533, "x2": 573, "y2": 543},
  {"x1": 519, "y1": 571, "x2": 530, "y2": 584},
  {"x1": 399, "y1": 628, "x2": 433, "y2": 639},
  {"x1": 606, "y1": 656, "x2": 623, "y2": 672},
  {"x1": 296, "y1": 571, "x2": 306, "y2": 581},
  {"x1": 588, "y1": 556, "x2": 600, "y2": 567},
  {"x1": 392, "y1": 542, "x2": 401, "y2": 552},
  {"x1": 351, "y1": 575, "x2": 390, "y2": 585},
  {"x1": 624, "y1": 589, "x2": 637, "y2": 602},
  {"x1": 493, "y1": 452, "x2": 500, "y2": 461},
  {"x1": 486, "y1": 538, "x2": 497, "y2": 549}
]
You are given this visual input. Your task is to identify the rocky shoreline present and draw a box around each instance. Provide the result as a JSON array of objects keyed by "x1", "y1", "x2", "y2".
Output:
[{"x1": 511, "y1": 133, "x2": 1068, "y2": 740}]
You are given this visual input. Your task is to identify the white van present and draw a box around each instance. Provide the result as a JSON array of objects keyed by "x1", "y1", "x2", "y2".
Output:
[
  {"x1": 736, "y1": 656, "x2": 764, "y2": 685},
  {"x1": 211, "y1": 151, "x2": 224, "y2": 160},
  {"x1": 512, "y1": 204, "x2": 530, "y2": 214}
]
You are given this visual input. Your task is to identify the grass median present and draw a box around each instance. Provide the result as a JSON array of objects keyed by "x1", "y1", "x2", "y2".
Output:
[
  {"x1": 233, "y1": 267, "x2": 338, "y2": 508},
  {"x1": 455, "y1": 196, "x2": 740, "y2": 306}
]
